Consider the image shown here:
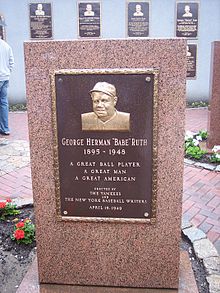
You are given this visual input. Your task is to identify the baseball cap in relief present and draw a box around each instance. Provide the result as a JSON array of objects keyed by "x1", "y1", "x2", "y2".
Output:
[{"x1": 90, "y1": 82, "x2": 116, "y2": 97}]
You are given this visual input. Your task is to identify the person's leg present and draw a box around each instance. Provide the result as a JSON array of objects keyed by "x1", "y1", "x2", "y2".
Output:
[{"x1": 0, "y1": 80, "x2": 10, "y2": 134}]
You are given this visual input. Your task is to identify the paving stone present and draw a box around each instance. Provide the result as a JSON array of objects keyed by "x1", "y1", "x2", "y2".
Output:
[
  {"x1": 193, "y1": 239, "x2": 219, "y2": 259},
  {"x1": 11, "y1": 160, "x2": 29, "y2": 168},
  {"x1": 22, "y1": 157, "x2": 30, "y2": 163},
  {"x1": 184, "y1": 158, "x2": 195, "y2": 165},
  {"x1": 0, "y1": 140, "x2": 30, "y2": 174},
  {"x1": 13, "y1": 146, "x2": 27, "y2": 151},
  {"x1": 0, "y1": 160, "x2": 8, "y2": 168},
  {"x1": 203, "y1": 257, "x2": 220, "y2": 275},
  {"x1": 0, "y1": 147, "x2": 21, "y2": 156},
  {"x1": 0, "y1": 155, "x2": 9, "y2": 160},
  {"x1": 13, "y1": 140, "x2": 28, "y2": 145},
  {"x1": 7, "y1": 157, "x2": 21, "y2": 163},
  {"x1": 14, "y1": 197, "x2": 33, "y2": 208},
  {"x1": 194, "y1": 162, "x2": 216, "y2": 171},
  {"x1": 214, "y1": 239, "x2": 220, "y2": 256},
  {"x1": 181, "y1": 218, "x2": 193, "y2": 230},
  {"x1": 0, "y1": 139, "x2": 9, "y2": 145},
  {"x1": 183, "y1": 226, "x2": 206, "y2": 242},
  {"x1": 206, "y1": 274, "x2": 220, "y2": 293},
  {"x1": 1, "y1": 165, "x2": 16, "y2": 173}
]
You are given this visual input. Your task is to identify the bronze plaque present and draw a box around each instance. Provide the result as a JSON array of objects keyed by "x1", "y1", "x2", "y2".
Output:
[
  {"x1": 176, "y1": 2, "x2": 199, "y2": 38},
  {"x1": 127, "y1": 1, "x2": 149, "y2": 37},
  {"x1": 29, "y1": 3, "x2": 52, "y2": 39},
  {"x1": 187, "y1": 44, "x2": 197, "y2": 78},
  {"x1": 52, "y1": 69, "x2": 158, "y2": 223},
  {"x1": 78, "y1": 2, "x2": 101, "y2": 38}
]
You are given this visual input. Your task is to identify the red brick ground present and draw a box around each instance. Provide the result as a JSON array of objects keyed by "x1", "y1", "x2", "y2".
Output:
[
  {"x1": 0, "y1": 166, "x2": 32, "y2": 200},
  {"x1": 185, "y1": 108, "x2": 208, "y2": 132},
  {"x1": 0, "y1": 108, "x2": 219, "y2": 254},
  {"x1": 183, "y1": 165, "x2": 220, "y2": 253},
  {"x1": 184, "y1": 108, "x2": 220, "y2": 254}
]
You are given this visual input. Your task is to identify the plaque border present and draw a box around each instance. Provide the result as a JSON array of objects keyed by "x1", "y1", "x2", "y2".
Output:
[
  {"x1": 29, "y1": 2, "x2": 53, "y2": 40},
  {"x1": 51, "y1": 68, "x2": 159, "y2": 224},
  {"x1": 186, "y1": 43, "x2": 197, "y2": 80},
  {"x1": 126, "y1": 0, "x2": 151, "y2": 38},
  {"x1": 77, "y1": 0, "x2": 101, "y2": 39},
  {"x1": 175, "y1": 0, "x2": 200, "y2": 39}
]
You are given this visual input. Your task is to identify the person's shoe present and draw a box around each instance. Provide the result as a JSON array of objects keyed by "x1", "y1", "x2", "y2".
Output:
[{"x1": 0, "y1": 131, "x2": 10, "y2": 135}]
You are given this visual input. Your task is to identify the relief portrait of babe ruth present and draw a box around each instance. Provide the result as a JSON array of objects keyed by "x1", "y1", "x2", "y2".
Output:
[{"x1": 81, "y1": 82, "x2": 130, "y2": 131}]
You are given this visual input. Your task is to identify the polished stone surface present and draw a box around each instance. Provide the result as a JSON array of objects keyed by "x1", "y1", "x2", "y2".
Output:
[
  {"x1": 17, "y1": 252, "x2": 198, "y2": 293},
  {"x1": 24, "y1": 39, "x2": 186, "y2": 288}
]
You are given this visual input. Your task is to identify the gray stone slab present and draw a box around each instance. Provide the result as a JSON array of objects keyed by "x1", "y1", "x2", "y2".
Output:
[
  {"x1": 0, "y1": 138, "x2": 9, "y2": 145},
  {"x1": 0, "y1": 155, "x2": 9, "y2": 160},
  {"x1": 14, "y1": 198, "x2": 33, "y2": 208},
  {"x1": 193, "y1": 239, "x2": 219, "y2": 259},
  {"x1": 194, "y1": 162, "x2": 216, "y2": 171},
  {"x1": 215, "y1": 165, "x2": 220, "y2": 172},
  {"x1": 0, "y1": 139, "x2": 30, "y2": 174},
  {"x1": 184, "y1": 158, "x2": 195, "y2": 165},
  {"x1": 203, "y1": 257, "x2": 220, "y2": 275},
  {"x1": 0, "y1": 160, "x2": 8, "y2": 168},
  {"x1": 207, "y1": 275, "x2": 220, "y2": 293},
  {"x1": 183, "y1": 226, "x2": 206, "y2": 242},
  {"x1": 213, "y1": 239, "x2": 220, "y2": 256},
  {"x1": 1, "y1": 165, "x2": 15, "y2": 173}
]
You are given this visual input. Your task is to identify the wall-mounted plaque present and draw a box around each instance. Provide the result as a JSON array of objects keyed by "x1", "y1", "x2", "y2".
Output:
[
  {"x1": 176, "y1": 2, "x2": 199, "y2": 38},
  {"x1": 0, "y1": 15, "x2": 6, "y2": 40},
  {"x1": 51, "y1": 69, "x2": 158, "y2": 223},
  {"x1": 78, "y1": 2, "x2": 101, "y2": 38},
  {"x1": 187, "y1": 44, "x2": 197, "y2": 78},
  {"x1": 127, "y1": 1, "x2": 149, "y2": 37},
  {"x1": 29, "y1": 3, "x2": 52, "y2": 39}
]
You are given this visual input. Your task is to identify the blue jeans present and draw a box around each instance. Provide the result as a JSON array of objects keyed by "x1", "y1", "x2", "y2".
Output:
[{"x1": 0, "y1": 80, "x2": 10, "y2": 133}]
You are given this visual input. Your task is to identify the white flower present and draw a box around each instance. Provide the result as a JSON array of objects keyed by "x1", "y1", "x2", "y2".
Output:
[
  {"x1": 212, "y1": 145, "x2": 220, "y2": 153},
  {"x1": 196, "y1": 135, "x2": 202, "y2": 141},
  {"x1": 193, "y1": 139, "x2": 199, "y2": 146},
  {"x1": 215, "y1": 154, "x2": 220, "y2": 159},
  {"x1": 185, "y1": 131, "x2": 195, "y2": 140}
]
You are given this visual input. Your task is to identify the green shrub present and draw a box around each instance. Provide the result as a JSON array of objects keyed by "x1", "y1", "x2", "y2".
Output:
[{"x1": 185, "y1": 146, "x2": 206, "y2": 160}]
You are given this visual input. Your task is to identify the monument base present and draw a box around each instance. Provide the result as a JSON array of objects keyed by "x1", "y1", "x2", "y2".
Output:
[{"x1": 16, "y1": 251, "x2": 198, "y2": 293}]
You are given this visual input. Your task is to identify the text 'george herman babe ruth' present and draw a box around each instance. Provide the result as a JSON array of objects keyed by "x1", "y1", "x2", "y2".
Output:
[{"x1": 81, "y1": 82, "x2": 130, "y2": 131}]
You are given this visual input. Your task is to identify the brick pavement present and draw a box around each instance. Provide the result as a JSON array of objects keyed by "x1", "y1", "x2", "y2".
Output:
[
  {"x1": 0, "y1": 112, "x2": 32, "y2": 205},
  {"x1": 0, "y1": 108, "x2": 219, "y2": 254},
  {"x1": 183, "y1": 165, "x2": 220, "y2": 254},
  {"x1": 8, "y1": 112, "x2": 29, "y2": 141},
  {"x1": 184, "y1": 108, "x2": 220, "y2": 255},
  {"x1": 185, "y1": 107, "x2": 209, "y2": 132}
]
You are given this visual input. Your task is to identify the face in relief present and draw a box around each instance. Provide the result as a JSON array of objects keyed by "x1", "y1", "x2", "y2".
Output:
[{"x1": 91, "y1": 92, "x2": 117, "y2": 122}]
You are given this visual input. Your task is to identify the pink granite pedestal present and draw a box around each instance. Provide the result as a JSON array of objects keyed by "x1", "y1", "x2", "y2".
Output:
[
  {"x1": 17, "y1": 252, "x2": 198, "y2": 293},
  {"x1": 208, "y1": 41, "x2": 220, "y2": 148},
  {"x1": 24, "y1": 39, "x2": 186, "y2": 289}
]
